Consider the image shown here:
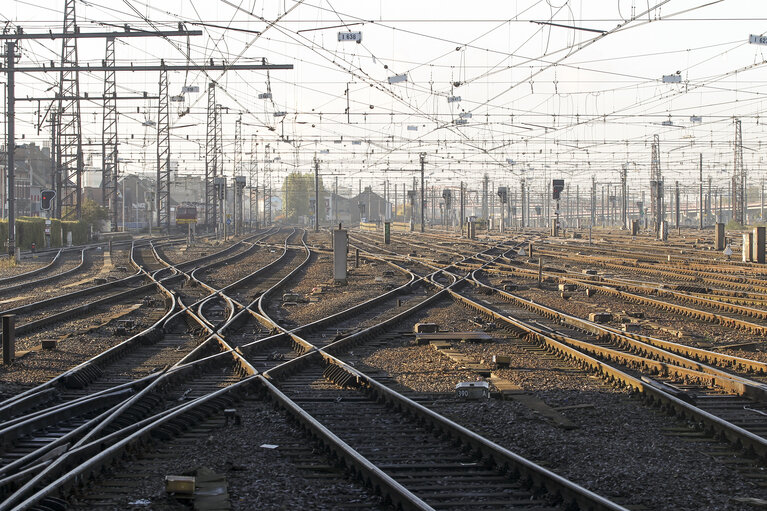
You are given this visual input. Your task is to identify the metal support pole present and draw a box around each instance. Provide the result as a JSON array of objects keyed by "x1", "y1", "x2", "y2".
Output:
[
  {"x1": 314, "y1": 156, "x2": 320, "y2": 232},
  {"x1": 621, "y1": 166, "x2": 627, "y2": 229},
  {"x1": 460, "y1": 181, "x2": 465, "y2": 238},
  {"x1": 537, "y1": 258, "x2": 543, "y2": 288},
  {"x1": 699, "y1": 153, "x2": 704, "y2": 230},
  {"x1": 520, "y1": 179, "x2": 526, "y2": 228},
  {"x1": 420, "y1": 153, "x2": 425, "y2": 233},
  {"x1": 5, "y1": 41, "x2": 16, "y2": 257},
  {"x1": 675, "y1": 181, "x2": 680, "y2": 232}
]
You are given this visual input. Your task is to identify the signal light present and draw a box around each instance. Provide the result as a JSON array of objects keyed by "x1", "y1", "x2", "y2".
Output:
[{"x1": 41, "y1": 189, "x2": 56, "y2": 211}]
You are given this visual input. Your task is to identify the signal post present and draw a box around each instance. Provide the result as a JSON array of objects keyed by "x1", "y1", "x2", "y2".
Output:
[{"x1": 552, "y1": 179, "x2": 565, "y2": 237}]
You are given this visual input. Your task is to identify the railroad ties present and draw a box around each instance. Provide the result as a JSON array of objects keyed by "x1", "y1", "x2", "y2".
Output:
[{"x1": 6, "y1": 227, "x2": 767, "y2": 509}]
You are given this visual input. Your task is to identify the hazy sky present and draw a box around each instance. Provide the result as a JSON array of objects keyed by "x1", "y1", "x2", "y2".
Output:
[{"x1": 4, "y1": 0, "x2": 767, "y2": 196}]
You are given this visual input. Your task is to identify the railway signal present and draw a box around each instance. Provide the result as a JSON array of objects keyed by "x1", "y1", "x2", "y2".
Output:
[
  {"x1": 552, "y1": 180, "x2": 565, "y2": 236},
  {"x1": 41, "y1": 189, "x2": 56, "y2": 211}
]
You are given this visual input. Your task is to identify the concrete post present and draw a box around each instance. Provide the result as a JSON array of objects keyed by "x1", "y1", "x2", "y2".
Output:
[
  {"x1": 2, "y1": 315, "x2": 15, "y2": 365},
  {"x1": 538, "y1": 258, "x2": 543, "y2": 287},
  {"x1": 715, "y1": 223, "x2": 725, "y2": 250},
  {"x1": 384, "y1": 221, "x2": 391, "y2": 244},
  {"x1": 333, "y1": 228, "x2": 347, "y2": 282},
  {"x1": 753, "y1": 226, "x2": 765, "y2": 263},
  {"x1": 743, "y1": 232, "x2": 753, "y2": 263}
]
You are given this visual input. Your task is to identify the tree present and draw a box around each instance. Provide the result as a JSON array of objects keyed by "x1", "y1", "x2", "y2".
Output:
[
  {"x1": 282, "y1": 172, "x2": 324, "y2": 222},
  {"x1": 80, "y1": 198, "x2": 109, "y2": 229}
]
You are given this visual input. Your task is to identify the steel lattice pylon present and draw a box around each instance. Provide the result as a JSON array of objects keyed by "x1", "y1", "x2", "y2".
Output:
[
  {"x1": 215, "y1": 103, "x2": 224, "y2": 232},
  {"x1": 234, "y1": 114, "x2": 242, "y2": 232},
  {"x1": 264, "y1": 143, "x2": 271, "y2": 226},
  {"x1": 249, "y1": 134, "x2": 258, "y2": 228},
  {"x1": 204, "y1": 82, "x2": 218, "y2": 227},
  {"x1": 234, "y1": 115, "x2": 242, "y2": 180},
  {"x1": 156, "y1": 66, "x2": 170, "y2": 231},
  {"x1": 102, "y1": 37, "x2": 119, "y2": 231},
  {"x1": 733, "y1": 118, "x2": 745, "y2": 224},
  {"x1": 57, "y1": 0, "x2": 83, "y2": 220},
  {"x1": 650, "y1": 134, "x2": 663, "y2": 233}
]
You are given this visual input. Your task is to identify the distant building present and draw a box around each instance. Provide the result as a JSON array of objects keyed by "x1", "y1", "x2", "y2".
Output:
[
  {"x1": 351, "y1": 186, "x2": 389, "y2": 223},
  {"x1": 0, "y1": 143, "x2": 55, "y2": 218},
  {"x1": 118, "y1": 174, "x2": 155, "y2": 229},
  {"x1": 326, "y1": 192, "x2": 353, "y2": 226}
]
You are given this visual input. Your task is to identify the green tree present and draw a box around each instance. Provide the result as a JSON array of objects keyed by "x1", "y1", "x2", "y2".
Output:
[
  {"x1": 80, "y1": 198, "x2": 109, "y2": 230},
  {"x1": 283, "y1": 172, "x2": 324, "y2": 222}
]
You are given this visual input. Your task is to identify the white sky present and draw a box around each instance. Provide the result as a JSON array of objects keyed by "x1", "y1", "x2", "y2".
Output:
[{"x1": 5, "y1": 0, "x2": 767, "y2": 198}]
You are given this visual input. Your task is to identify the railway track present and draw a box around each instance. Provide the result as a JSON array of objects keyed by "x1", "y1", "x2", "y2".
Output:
[
  {"x1": 413, "y1": 258, "x2": 767, "y2": 467},
  {"x1": 5, "y1": 226, "x2": 766, "y2": 510},
  {"x1": 0, "y1": 232, "x2": 628, "y2": 511}
]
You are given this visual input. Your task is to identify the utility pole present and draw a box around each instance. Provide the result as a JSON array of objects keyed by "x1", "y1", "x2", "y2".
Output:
[
  {"x1": 460, "y1": 181, "x2": 465, "y2": 237},
  {"x1": 156, "y1": 65, "x2": 170, "y2": 231},
  {"x1": 215, "y1": 104, "x2": 224, "y2": 235},
  {"x1": 102, "y1": 36, "x2": 119, "y2": 231},
  {"x1": 50, "y1": 110, "x2": 58, "y2": 218},
  {"x1": 734, "y1": 118, "x2": 745, "y2": 224},
  {"x1": 5, "y1": 40, "x2": 16, "y2": 257},
  {"x1": 58, "y1": 0, "x2": 83, "y2": 220},
  {"x1": 249, "y1": 135, "x2": 258, "y2": 229},
  {"x1": 601, "y1": 186, "x2": 605, "y2": 226},
  {"x1": 264, "y1": 143, "x2": 272, "y2": 226},
  {"x1": 675, "y1": 181, "x2": 680, "y2": 230},
  {"x1": 420, "y1": 153, "x2": 426, "y2": 233},
  {"x1": 591, "y1": 176, "x2": 596, "y2": 228},
  {"x1": 314, "y1": 155, "x2": 320, "y2": 232},
  {"x1": 699, "y1": 153, "x2": 704, "y2": 230},
  {"x1": 481, "y1": 173, "x2": 489, "y2": 223},
  {"x1": 431, "y1": 185, "x2": 436, "y2": 227},
  {"x1": 520, "y1": 178, "x2": 526, "y2": 228},
  {"x1": 205, "y1": 83, "x2": 218, "y2": 230},
  {"x1": 334, "y1": 176, "x2": 338, "y2": 224},
  {"x1": 620, "y1": 164, "x2": 628, "y2": 229},
  {"x1": 233, "y1": 115, "x2": 242, "y2": 234},
  {"x1": 393, "y1": 180, "x2": 397, "y2": 221},
  {"x1": 650, "y1": 134, "x2": 663, "y2": 234}
]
